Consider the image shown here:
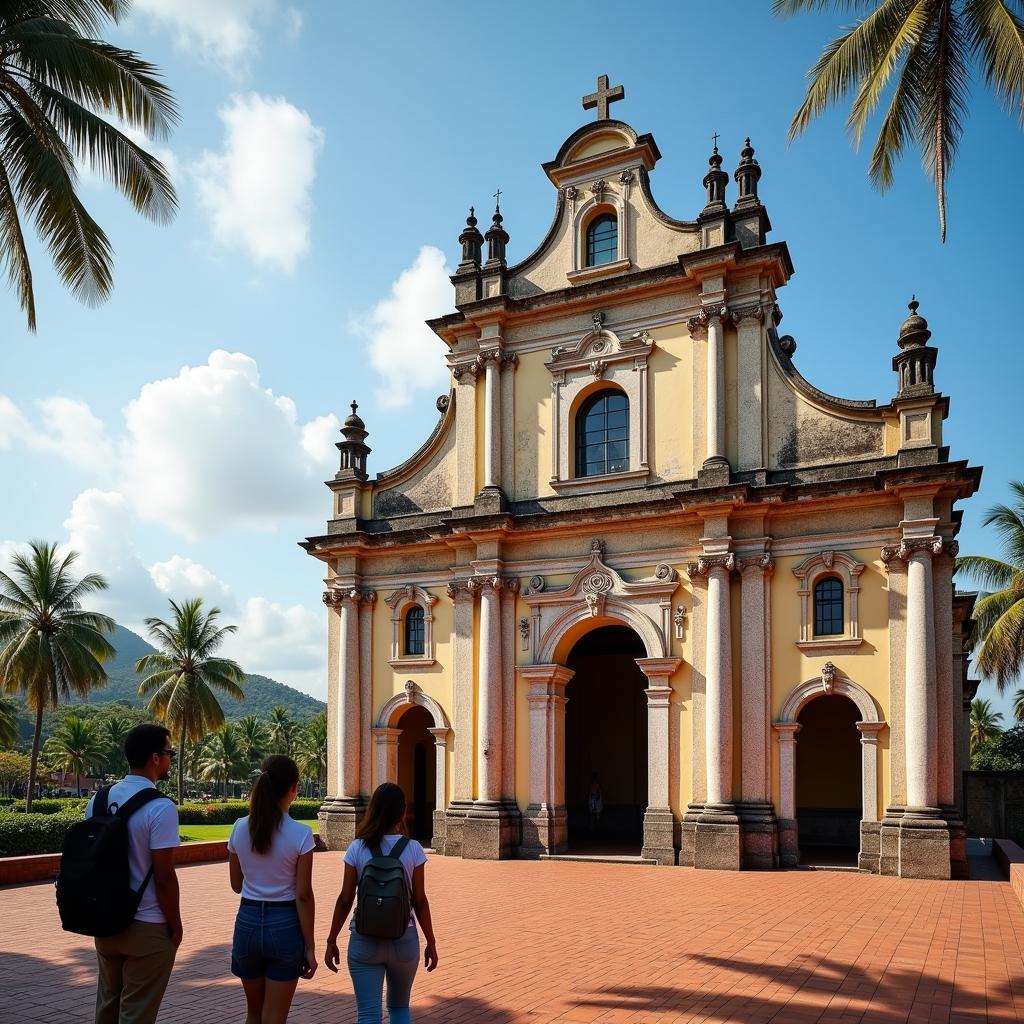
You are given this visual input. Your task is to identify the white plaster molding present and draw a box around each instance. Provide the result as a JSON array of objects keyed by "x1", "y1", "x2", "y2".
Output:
[
  {"x1": 776, "y1": 672, "x2": 883, "y2": 725},
  {"x1": 791, "y1": 550, "x2": 866, "y2": 645},
  {"x1": 374, "y1": 682, "x2": 451, "y2": 731},
  {"x1": 385, "y1": 584, "x2": 438, "y2": 666},
  {"x1": 570, "y1": 192, "x2": 627, "y2": 275}
]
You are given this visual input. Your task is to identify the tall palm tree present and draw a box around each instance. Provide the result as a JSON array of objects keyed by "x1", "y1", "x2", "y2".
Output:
[
  {"x1": 267, "y1": 705, "x2": 297, "y2": 756},
  {"x1": 1014, "y1": 688, "x2": 1024, "y2": 722},
  {"x1": 970, "y1": 697, "x2": 1004, "y2": 752},
  {"x1": 0, "y1": 0, "x2": 178, "y2": 330},
  {"x1": 0, "y1": 694, "x2": 19, "y2": 747},
  {"x1": 956, "y1": 481, "x2": 1024, "y2": 691},
  {"x1": 45, "y1": 714, "x2": 107, "y2": 795},
  {"x1": 100, "y1": 711, "x2": 133, "y2": 775},
  {"x1": 182, "y1": 735, "x2": 209, "y2": 799},
  {"x1": 296, "y1": 711, "x2": 327, "y2": 796},
  {"x1": 775, "y1": 0, "x2": 1024, "y2": 241},
  {"x1": 198, "y1": 724, "x2": 245, "y2": 800},
  {"x1": 136, "y1": 597, "x2": 245, "y2": 803},
  {"x1": 0, "y1": 540, "x2": 114, "y2": 810},
  {"x1": 236, "y1": 714, "x2": 270, "y2": 772}
]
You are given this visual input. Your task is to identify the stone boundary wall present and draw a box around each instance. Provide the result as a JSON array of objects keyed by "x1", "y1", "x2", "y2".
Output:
[
  {"x1": 963, "y1": 771, "x2": 1024, "y2": 845},
  {"x1": 994, "y1": 838, "x2": 1024, "y2": 914}
]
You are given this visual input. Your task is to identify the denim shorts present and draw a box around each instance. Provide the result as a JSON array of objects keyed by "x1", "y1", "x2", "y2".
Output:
[{"x1": 231, "y1": 901, "x2": 305, "y2": 982}]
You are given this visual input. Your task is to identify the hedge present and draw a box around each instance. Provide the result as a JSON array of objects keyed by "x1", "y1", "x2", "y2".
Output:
[
  {"x1": 0, "y1": 811, "x2": 78, "y2": 856},
  {"x1": 177, "y1": 800, "x2": 322, "y2": 825},
  {"x1": 9, "y1": 797, "x2": 91, "y2": 815}
]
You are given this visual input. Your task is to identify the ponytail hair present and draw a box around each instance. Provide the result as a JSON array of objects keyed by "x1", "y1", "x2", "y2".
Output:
[
  {"x1": 249, "y1": 754, "x2": 300, "y2": 854},
  {"x1": 354, "y1": 782, "x2": 407, "y2": 850}
]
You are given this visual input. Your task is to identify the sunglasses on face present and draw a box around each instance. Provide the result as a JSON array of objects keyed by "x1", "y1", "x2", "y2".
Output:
[{"x1": 160, "y1": 748, "x2": 176, "y2": 760}]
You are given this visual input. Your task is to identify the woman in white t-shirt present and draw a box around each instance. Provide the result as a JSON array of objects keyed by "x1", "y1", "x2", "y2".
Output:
[
  {"x1": 324, "y1": 782, "x2": 438, "y2": 1023},
  {"x1": 228, "y1": 755, "x2": 317, "y2": 1024}
]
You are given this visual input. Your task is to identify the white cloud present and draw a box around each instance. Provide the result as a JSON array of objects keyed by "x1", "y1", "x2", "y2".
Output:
[
  {"x1": 148, "y1": 555, "x2": 235, "y2": 610},
  {"x1": 121, "y1": 350, "x2": 338, "y2": 539},
  {"x1": 0, "y1": 395, "x2": 115, "y2": 475},
  {"x1": 192, "y1": 94, "x2": 323, "y2": 272},
  {"x1": 131, "y1": 0, "x2": 275, "y2": 69},
  {"x1": 359, "y1": 246, "x2": 453, "y2": 410}
]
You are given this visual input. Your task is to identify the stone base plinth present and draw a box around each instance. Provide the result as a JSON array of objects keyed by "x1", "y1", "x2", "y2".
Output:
[
  {"x1": 738, "y1": 801, "x2": 779, "y2": 869},
  {"x1": 641, "y1": 806, "x2": 678, "y2": 865},
  {"x1": 778, "y1": 817, "x2": 799, "y2": 867},
  {"x1": 943, "y1": 805, "x2": 968, "y2": 879},
  {"x1": 678, "y1": 804, "x2": 702, "y2": 866},
  {"x1": 442, "y1": 800, "x2": 473, "y2": 858},
  {"x1": 520, "y1": 803, "x2": 567, "y2": 858},
  {"x1": 431, "y1": 809, "x2": 448, "y2": 855},
  {"x1": 858, "y1": 820, "x2": 881, "y2": 873},
  {"x1": 880, "y1": 806, "x2": 952, "y2": 879},
  {"x1": 879, "y1": 809, "x2": 903, "y2": 876},
  {"x1": 461, "y1": 801, "x2": 518, "y2": 860},
  {"x1": 693, "y1": 804, "x2": 742, "y2": 871},
  {"x1": 473, "y1": 486, "x2": 508, "y2": 515},
  {"x1": 697, "y1": 460, "x2": 731, "y2": 488},
  {"x1": 318, "y1": 797, "x2": 366, "y2": 851}
]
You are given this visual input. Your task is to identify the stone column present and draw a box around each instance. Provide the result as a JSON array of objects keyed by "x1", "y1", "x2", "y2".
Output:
[
  {"x1": 500, "y1": 353, "x2": 517, "y2": 494},
  {"x1": 357, "y1": 590, "x2": 376, "y2": 798},
  {"x1": 738, "y1": 552, "x2": 778, "y2": 869},
  {"x1": 687, "y1": 552, "x2": 741, "y2": 870},
  {"x1": 635, "y1": 657, "x2": 681, "y2": 865},
  {"x1": 519, "y1": 664, "x2": 574, "y2": 856},
  {"x1": 500, "y1": 578, "x2": 519, "y2": 805},
  {"x1": 482, "y1": 352, "x2": 500, "y2": 490},
  {"x1": 774, "y1": 723, "x2": 800, "y2": 866},
  {"x1": 428, "y1": 726, "x2": 449, "y2": 854},
  {"x1": 372, "y1": 727, "x2": 400, "y2": 787},
  {"x1": 477, "y1": 575, "x2": 503, "y2": 804},
  {"x1": 732, "y1": 305, "x2": 765, "y2": 472},
  {"x1": 856, "y1": 721, "x2": 883, "y2": 873},
  {"x1": 705, "y1": 307, "x2": 727, "y2": 467},
  {"x1": 444, "y1": 580, "x2": 477, "y2": 857}
]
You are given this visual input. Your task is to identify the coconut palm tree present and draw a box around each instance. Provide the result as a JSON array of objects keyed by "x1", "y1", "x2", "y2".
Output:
[
  {"x1": 198, "y1": 724, "x2": 245, "y2": 800},
  {"x1": 236, "y1": 713, "x2": 270, "y2": 771},
  {"x1": 1014, "y1": 688, "x2": 1024, "y2": 722},
  {"x1": 0, "y1": 695, "x2": 19, "y2": 748},
  {"x1": 136, "y1": 598, "x2": 245, "y2": 803},
  {"x1": 956, "y1": 481, "x2": 1024, "y2": 691},
  {"x1": 296, "y1": 711, "x2": 327, "y2": 796},
  {"x1": 775, "y1": 0, "x2": 1024, "y2": 242},
  {"x1": 100, "y1": 711, "x2": 133, "y2": 775},
  {"x1": 0, "y1": 540, "x2": 114, "y2": 810},
  {"x1": 44, "y1": 714, "x2": 107, "y2": 795},
  {"x1": 970, "y1": 697, "x2": 1004, "y2": 752},
  {"x1": 267, "y1": 705, "x2": 298, "y2": 756},
  {"x1": 0, "y1": 0, "x2": 178, "y2": 330}
]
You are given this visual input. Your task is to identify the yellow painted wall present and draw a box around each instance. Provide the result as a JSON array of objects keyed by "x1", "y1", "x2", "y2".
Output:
[
  {"x1": 649, "y1": 325, "x2": 694, "y2": 481},
  {"x1": 514, "y1": 350, "x2": 554, "y2": 500}
]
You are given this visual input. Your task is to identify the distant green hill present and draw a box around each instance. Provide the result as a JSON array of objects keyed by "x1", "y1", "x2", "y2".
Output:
[{"x1": 81, "y1": 624, "x2": 326, "y2": 721}]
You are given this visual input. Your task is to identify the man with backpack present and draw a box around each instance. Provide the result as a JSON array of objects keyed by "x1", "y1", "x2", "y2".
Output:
[{"x1": 73, "y1": 724, "x2": 182, "y2": 1024}]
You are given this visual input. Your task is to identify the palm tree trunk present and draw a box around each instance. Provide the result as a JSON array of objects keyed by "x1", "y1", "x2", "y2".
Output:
[
  {"x1": 77, "y1": 770, "x2": 82, "y2": 799},
  {"x1": 26, "y1": 704, "x2": 44, "y2": 813},
  {"x1": 178, "y1": 733, "x2": 185, "y2": 803}
]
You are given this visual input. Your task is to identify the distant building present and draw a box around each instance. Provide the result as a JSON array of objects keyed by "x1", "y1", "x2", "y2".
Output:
[{"x1": 304, "y1": 78, "x2": 980, "y2": 879}]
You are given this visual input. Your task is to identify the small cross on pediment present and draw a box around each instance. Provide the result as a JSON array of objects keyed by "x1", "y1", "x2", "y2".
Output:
[{"x1": 582, "y1": 74, "x2": 624, "y2": 121}]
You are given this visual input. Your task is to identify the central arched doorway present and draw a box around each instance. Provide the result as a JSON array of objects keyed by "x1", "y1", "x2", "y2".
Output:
[
  {"x1": 795, "y1": 694, "x2": 862, "y2": 867},
  {"x1": 396, "y1": 703, "x2": 435, "y2": 845},
  {"x1": 564, "y1": 625, "x2": 648, "y2": 853}
]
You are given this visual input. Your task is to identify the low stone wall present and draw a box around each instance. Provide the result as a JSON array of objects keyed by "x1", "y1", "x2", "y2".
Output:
[
  {"x1": 963, "y1": 771, "x2": 1024, "y2": 845},
  {"x1": 994, "y1": 838, "x2": 1024, "y2": 912}
]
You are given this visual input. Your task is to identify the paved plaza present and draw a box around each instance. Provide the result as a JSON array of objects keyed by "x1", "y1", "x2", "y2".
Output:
[{"x1": 2, "y1": 853, "x2": 1023, "y2": 1023}]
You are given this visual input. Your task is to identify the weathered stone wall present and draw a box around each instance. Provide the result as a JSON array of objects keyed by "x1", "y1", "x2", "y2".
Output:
[{"x1": 964, "y1": 771, "x2": 1024, "y2": 844}]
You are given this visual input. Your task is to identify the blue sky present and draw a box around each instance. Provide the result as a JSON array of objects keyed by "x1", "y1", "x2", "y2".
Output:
[{"x1": 0, "y1": 0, "x2": 1021, "y2": 713}]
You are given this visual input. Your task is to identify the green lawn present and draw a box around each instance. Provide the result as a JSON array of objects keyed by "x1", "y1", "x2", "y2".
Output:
[{"x1": 179, "y1": 820, "x2": 318, "y2": 843}]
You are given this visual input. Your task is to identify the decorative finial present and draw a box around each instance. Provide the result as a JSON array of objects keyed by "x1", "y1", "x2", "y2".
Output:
[
  {"x1": 484, "y1": 193, "x2": 509, "y2": 266},
  {"x1": 908, "y1": 295, "x2": 919, "y2": 315},
  {"x1": 893, "y1": 295, "x2": 936, "y2": 398},
  {"x1": 468, "y1": 206, "x2": 476, "y2": 222},
  {"x1": 582, "y1": 74, "x2": 625, "y2": 121},
  {"x1": 733, "y1": 136, "x2": 762, "y2": 209},
  {"x1": 350, "y1": 400, "x2": 358, "y2": 416},
  {"x1": 712, "y1": 131, "x2": 720, "y2": 154},
  {"x1": 703, "y1": 135, "x2": 728, "y2": 209},
  {"x1": 458, "y1": 205, "x2": 484, "y2": 270},
  {"x1": 493, "y1": 188, "x2": 502, "y2": 213}
]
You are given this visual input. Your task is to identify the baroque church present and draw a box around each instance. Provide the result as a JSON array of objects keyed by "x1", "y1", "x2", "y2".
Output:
[{"x1": 304, "y1": 77, "x2": 981, "y2": 878}]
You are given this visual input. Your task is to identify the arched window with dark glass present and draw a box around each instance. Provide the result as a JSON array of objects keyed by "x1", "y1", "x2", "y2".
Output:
[
  {"x1": 404, "y1": 605, "x2": 425, "y2": 656},
  {"x1": 814, "y1": 577, "x2": 844, "y2": 637},
  {"x1": 586, "y1": 213, "x2": 617, "y2": 267},
  {"x1": 575, "y1": 389, "x2": 629, "y2": 477}
]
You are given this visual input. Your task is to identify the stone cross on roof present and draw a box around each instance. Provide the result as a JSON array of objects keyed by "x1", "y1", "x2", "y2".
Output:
[{"x1": 582, "y1": 74, "x2": 624, "y2": 121}]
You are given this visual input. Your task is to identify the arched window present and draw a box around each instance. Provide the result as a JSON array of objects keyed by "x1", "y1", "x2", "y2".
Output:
[
  {"x1": 586, "y1": 213, "x2": 617, "y2": 267},
  {"x1": 575, "y1": 389, "x2": 629, "y2": 477},
  {"x1": 814, "y1": 577, "x2": 844, "y2": 637},
  {"x1": 404, "y1": 605, "x2": 425, "y2": 656}
]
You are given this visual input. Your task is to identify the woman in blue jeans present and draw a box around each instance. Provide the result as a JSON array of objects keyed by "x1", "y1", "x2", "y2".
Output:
[{"x1": 324, "y1": 783, "x2": 438, "y2": 1022}]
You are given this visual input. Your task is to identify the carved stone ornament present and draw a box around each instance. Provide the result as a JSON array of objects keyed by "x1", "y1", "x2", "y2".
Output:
[
  {"x1": 730, "y1": 303, "x2": 765, "y2": 327},
  {"x1": 591, "y1": 537, "x2": 606, "y2": 555},
  {"x1": 446, "y1": 580, "x2": 475, "y2": 602},
  {"x1": 404, "y1": 679, "x2": 416, "y2": 703},
  {"x1": 435, "y1": 394, "x2": 450, "y2": 413},
  {"x1": 619, "y1": 168, "x2": 634, "y2": 186},
  {"x1": 689, "y1": 553, "x2": 736, "y2": 577},
  {"x1": 822, "y1": 550, "x2": 834, "y2": 569},
  {"x1": 897, "y1": 536, "x2": 945, "y2": 560},
  {"x1": 582, "y1": 571, "x2": 614, "y2": 595},
  {"x1": 361, "y1": 589, "x2": 377, "y2": 605},
  {"x1": 944, "y1": 540, "x2": 960, "y2": 558},
  {"x1": 821, "y1": 661, "x2": 837, "y2": 694},
  {"x1": 741, "y1": 553, "x2": 775, "y2": 575},
  {"x1": 505, "y1": 578, "x2": 521, "y2": 595},
  {"x1": 519, "y1": 617, "x2": 530, "y2": 650},
  {"x1": 528, "y1": 575, "x2": 546, "y2": 593},
  {"x1": 673, "y1": 604, "x2": 687, "y2": 640},
  {"x1": 590, "y1": 179, "x2": 608, "y2": 200},
  {"x1": 564, "y1": 185, "x2": 579, "y2": 202},
  {"x1": 592, "y1": 311, "x2": 606, "y2": 330},
  {"x1": 628, "y1": 329, "x2": 651, "y2": 345},
  {"x1": 501, "y1": 352, "x2": 519, "y2": 371},
  {"x1": 590, "y1": 359, "x2": 608, "y2": 380},
  {"x1": 585, "y1": 592, "x2": 604, "y2": 617},
  {"x1": 321, "y1": 590, "x2": 333, "y2": 605},
  {"x1": 592, "y1": 340, "x2": 606, "y2": 353},
  {"x1": 655, "y1": 563, "x2": 679, "y2": 582}
]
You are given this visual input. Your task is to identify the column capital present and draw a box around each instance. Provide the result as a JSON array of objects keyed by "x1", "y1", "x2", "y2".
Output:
[
  {"x1": 360, "y1": 588, "x2": 377, "y2": 605},
  {"x1": 501, "y1": 577, "x2": 521, "y2": 599},
  {"x1": 856, "y1": 721, "x2": 885, "y2": 742},
  {"x1": 739, "y1": 552, "x2": 774, "y2": 576},
  {"x1": 643, "y1": 685, "x2": 674, "y2": 708},
  {"x1": 371, "y1": 727, "x2": 402, "y2": 742},
  {"x1": 500, "y1": 351, "x2": 519, "y2": 372},
  {"x1": 634, "y1": 657, "x2": 682, "y2": 683},
  {"x1": 518, "y1": 663, "x2": 575, "y2": 697},
  {"x1": 427, "y1": 726, "x2": 450, "y2": 746},
  {"x1": 324, "y1": 586, "x2": 362, "y2": 607},
  {"x1": 446, "y1": 580, "x2": 477, "y2": 603},
  {"x1": 687, "y1": 553, "x2": 736, "y2": 578},
  {"x1": 731, "y1": 302, "x2": 766, "y2": 327},
  {"x1": 773, "y1": 722, "x2": 801, "y2": 740}
]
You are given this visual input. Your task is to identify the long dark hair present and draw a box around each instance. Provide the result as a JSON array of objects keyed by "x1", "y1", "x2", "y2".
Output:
[
  {"x1": 249, "y1": 754, "x2": 299, "y2": 854},
  {"x1": 354, "y1": 782, "x2": 407, "y2": 850}
]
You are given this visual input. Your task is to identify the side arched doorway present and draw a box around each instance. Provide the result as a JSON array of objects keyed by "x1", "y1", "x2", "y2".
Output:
[
  {"x1": 397, "y1": 704, "x2": 435, "y2": 845},
  {"x1": 565, "y1": 625, "x2": 648, "y2": 853}
]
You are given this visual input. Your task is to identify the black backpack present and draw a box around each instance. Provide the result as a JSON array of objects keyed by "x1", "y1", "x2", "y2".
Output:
[
  {"x1": 56, "y1": 785, "x2": 174, "y2": 937},
  {"x1": 354, "y1": 837, "x2": 412, "y2": 940}
]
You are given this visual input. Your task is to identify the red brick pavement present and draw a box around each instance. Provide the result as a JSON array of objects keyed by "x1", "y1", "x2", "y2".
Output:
[{"x1": 2, "y1": 853, "x2": 1023, "y2": 1023}]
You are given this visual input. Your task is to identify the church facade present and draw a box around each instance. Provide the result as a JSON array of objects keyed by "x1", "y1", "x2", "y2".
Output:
[{"x1": 304, "y1": 79, "x2": 981, "y2": 879}]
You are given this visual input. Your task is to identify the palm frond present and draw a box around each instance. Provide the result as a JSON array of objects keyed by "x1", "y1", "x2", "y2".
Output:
[
  {"x1": 966, "y1": 0, "x2": 1024, "y2": 125},
  {"x1": 954, "y1": 554, "x2": 1018, "y2": 589}
]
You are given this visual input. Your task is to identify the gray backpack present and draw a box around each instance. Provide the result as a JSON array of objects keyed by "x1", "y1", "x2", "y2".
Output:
[{"x1": 354, "y1": 837, "x2": 411, "y2": 939}]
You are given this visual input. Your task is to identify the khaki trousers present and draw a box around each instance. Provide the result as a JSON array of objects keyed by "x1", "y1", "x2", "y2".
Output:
[{"x1": 95, "y1": 920, "x2": 177, "y2": 1024}]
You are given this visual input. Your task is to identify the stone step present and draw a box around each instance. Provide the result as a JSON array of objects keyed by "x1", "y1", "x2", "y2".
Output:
[{"x1": 539, "y1": 853, "x2": 659, "y2": 866}]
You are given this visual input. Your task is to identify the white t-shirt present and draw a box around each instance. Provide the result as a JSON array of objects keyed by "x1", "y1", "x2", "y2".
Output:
[
  {"x1": 227, "y1": 814, "x2": 316, "y2": 901},
  {"x1": 85, "y1": 775, "x2": 180, "y2": 924},
  {"x1": 344, "y1": 835, "x2": 426, "y2": 930}
]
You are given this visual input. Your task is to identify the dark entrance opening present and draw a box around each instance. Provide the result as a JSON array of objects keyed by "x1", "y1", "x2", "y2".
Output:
[
  {"x1": 795, "y1": 694, "x2": 862, "y2": 866},
  {"x1": 397, "y1": 704, "x2": 435, "y2": 845},
  {"x1": 565, "y1": 625, "x2": 648, "y2": 853}
]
